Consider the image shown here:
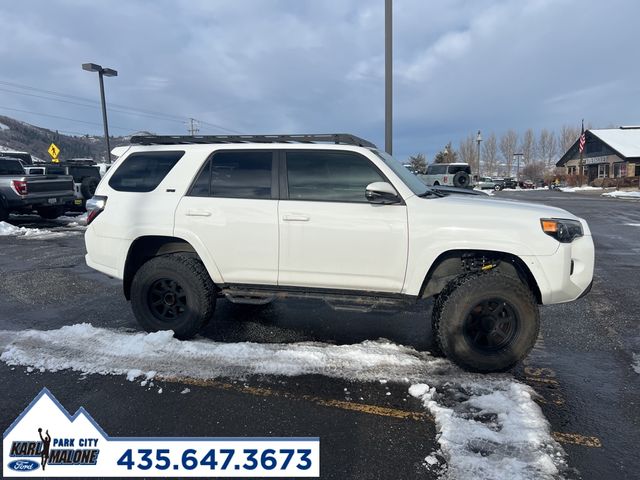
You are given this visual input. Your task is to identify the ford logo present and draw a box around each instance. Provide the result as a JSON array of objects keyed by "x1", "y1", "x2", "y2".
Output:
[{"x1": 8, "y1": 459, "x2": 40, "y2": 471}]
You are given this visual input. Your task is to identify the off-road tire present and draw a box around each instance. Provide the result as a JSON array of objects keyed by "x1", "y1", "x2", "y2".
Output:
[
  {"x1": 80, "y1": 177, "x2": 99, "y2": 199},
  {"x1": 131, "y1": 254, "x2": 216, "y2": 339},
  {"x1": 494, "y1": 184, "x2": 502, "y2": 191},
  {"x1": 37, "y1": 205, "x2": 64, "y2": 219},
  {"x1": 453, "y1": 171, "x2": 470, "y2": 188},
  {"x1": 435, "y1": 271, "x2": 539, "y2": 372}
]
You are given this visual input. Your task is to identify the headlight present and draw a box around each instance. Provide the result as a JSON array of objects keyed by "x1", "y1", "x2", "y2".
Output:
[{"x1": 540, "y1": 218, "x2": 583, "y2": 243}]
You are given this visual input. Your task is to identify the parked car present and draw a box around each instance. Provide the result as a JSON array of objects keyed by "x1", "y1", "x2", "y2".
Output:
[
  {"x1": 0, "y1": 150, "x2": 35, "y2": 165},
  {"x1": 492, "y1": 177, "x2": 518, "y2": 190},
  {"x1": 27, "y1": 161, "x2": 101, "y2": 209},
  {"x1": 85, "y1": 133, "x2": 594, "y2": 373},
  {"x1": 475, "y1": 176, "x2": 497, "y2": 190},
  {"x1": 0, "y1": 157, "x2": 74, "y2": 220},
  {"x1": 420, "y1": 163, "x2": 473, "y2": 189},
  {"x1": 520, "y1": 180, "x2": 535, "y2": 189}
]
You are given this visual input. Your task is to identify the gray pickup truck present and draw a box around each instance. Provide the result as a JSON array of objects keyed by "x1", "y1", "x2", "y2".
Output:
[{"x1": 0, "y1": 157, "x2": 75, "y2": 221}]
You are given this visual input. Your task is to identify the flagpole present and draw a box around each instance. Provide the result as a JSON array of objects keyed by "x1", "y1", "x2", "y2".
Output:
[{"x1": 579, "y1": 119, "x2": 584, "y2": 187}]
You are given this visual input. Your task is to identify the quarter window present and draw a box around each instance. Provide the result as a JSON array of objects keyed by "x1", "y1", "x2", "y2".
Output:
[
  {"x1": 109, "y1": 151, "x2": 184, "y2": 192},
  {"x1": 286, "y1": 151, "x2": 385, "y2": 203}
]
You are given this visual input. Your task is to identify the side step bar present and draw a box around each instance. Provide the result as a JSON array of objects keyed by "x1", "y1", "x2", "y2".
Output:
[{"x1": 219, "y1": 286, "x2": 415, "y2": 313}]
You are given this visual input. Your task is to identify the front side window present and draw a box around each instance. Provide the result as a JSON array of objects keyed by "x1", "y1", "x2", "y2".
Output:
[
  {"x1": 109, "y1": 151, "x2": 184, "y2": 192},
  {"x1": 189, "y1": 151, "x2": 273, "y2": 199},
  {"x1": 286, "y1": 151, "x2": 385, "y2": 203},
  {"x1": 0, "y1": 159, "x2": 25, "y2": 175}
]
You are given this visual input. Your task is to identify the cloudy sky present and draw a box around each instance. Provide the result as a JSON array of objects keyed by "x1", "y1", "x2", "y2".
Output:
[{"x1": 0, "y1": 0, "x2": 638, "y2": 160}]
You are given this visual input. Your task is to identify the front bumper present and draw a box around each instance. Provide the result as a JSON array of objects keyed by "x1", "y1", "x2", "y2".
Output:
[{"x1": 523, "y1": 234, "x2": 595, "y2": 304}]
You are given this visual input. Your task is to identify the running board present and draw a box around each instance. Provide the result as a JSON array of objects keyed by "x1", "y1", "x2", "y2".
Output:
[{"x1": 220, "y1": 286, "x2": 414, "y2": 312}]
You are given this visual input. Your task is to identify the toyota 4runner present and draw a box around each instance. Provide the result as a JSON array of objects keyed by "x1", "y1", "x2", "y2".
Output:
[{"x1": 84, "y1": 134, "x2": 594, "y2": 372}]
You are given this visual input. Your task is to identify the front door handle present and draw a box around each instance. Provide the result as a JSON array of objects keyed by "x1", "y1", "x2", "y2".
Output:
[
  {"x1": 282, "y1": 214, "x2": 310, "y2": 222},
  {"x1": 186, "y1": 209, "x2": 212, "y2": 217}
]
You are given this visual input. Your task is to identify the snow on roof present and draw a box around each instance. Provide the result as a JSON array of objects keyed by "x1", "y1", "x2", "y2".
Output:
[{"x1": 590, "y1": 127, "x2": 640, "y2": 158}]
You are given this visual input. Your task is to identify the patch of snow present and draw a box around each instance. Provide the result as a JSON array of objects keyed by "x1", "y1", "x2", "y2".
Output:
[
  {"x1": 0, "y1": 324, "x2": 569, "y2": 479},
  {"x1": 180, "y1": 388, "x2": 191, "y2": 394},
  {"x1": 633, "y1": 354, "x2": 640, "y2": 374},
  {"x1": 559, "y1": 186, "x2": 602, "y2": 192},
  {"x1": 0, "y1": 121, "x2": 9, "y2": 130},
  {"x1": 410, "y1": 383, "x2": 562, "y2": 479},
  {"x1": 58, "y1": 213, "x2": 88, "y2": 227},
  {"x1": 0, "y1": 221, "x2": 68, "y2": 239},
  {"x1": 602, "y1": 190, "x2": 640, "y2": 199},
  {"x1": 424, "y1": 454, "x2": 439, "y2": 466}
]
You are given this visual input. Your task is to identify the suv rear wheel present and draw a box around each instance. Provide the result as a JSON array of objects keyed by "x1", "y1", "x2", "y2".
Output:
[
  {"x1": 131, "y1": 254, "x2": 216, "y2": 339},
  {"x1": 433, "y1": 271, "x2": 539, "y2": 372}
]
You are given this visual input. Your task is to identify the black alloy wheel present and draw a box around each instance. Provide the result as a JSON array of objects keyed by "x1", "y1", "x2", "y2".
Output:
[
  {"x1": 148, "y1": 278, "x2": 188, "y2": 323},
  {"x1": 463, "y1": 298, "x2": 519, "y2": 352}
]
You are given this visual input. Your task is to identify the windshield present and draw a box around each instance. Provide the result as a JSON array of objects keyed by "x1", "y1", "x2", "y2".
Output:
[{"x1": 372, "y1": 149, "x2": 430, "y2": 196}]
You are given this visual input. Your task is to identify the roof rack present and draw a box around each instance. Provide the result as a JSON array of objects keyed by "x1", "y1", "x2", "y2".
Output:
[{"x1": 129, "y1": 134, "x2": 377, "y2": 149}]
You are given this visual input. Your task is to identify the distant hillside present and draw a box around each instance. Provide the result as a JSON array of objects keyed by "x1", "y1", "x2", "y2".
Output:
[{"x1": 0, "y1": 115, "x2": 135, "y2": 163}]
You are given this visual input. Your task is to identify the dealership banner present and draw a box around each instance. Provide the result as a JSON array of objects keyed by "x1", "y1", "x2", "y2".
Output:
[{"x1": 3, "y1": 389, "x2": 319, "y2": 477}]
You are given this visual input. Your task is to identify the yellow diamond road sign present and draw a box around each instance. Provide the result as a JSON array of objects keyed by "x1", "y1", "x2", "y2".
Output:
[{"x1": 48, "y1": 143, "x2": 60, "y2": 159}]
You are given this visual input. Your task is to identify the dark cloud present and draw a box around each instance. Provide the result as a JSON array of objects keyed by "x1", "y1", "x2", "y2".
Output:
[{"x1": 0, "y1": 0, "x2": 637, "y2": 160}]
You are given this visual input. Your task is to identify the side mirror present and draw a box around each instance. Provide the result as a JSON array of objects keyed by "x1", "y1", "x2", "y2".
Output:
[{"x1": 365, "y1": 182, "x2": 401, "y2": 204}]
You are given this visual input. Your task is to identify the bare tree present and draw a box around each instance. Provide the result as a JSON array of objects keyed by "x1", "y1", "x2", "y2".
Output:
[
  {"x1": 408, "y1": 153, "x2": 427, "y2": 174},
  {"x1": 481, "y1": 133, "x2": 498, "y2": 176},
  {"x1": 537, "y1": 129, "x2": 557, "y2": 167},
  {"x1": 499, "y1": 130, "x2": 518, "y2": 176},
  {"x1": 522, "y1": 161, "x2": 545, "y2": 181},
  {"x1": 458, "y1": 134, "x2": 477, "y2": 172},
  {"x1": 559, "y1": 125, "x2": 580, "y2": 154},
  {"x1": 520, "y1": 129, "x2": 536, "y2": 165}
]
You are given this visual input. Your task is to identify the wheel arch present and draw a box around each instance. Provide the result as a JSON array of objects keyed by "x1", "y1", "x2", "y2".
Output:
[
  {"x1": 123, "y1": 235, "x2": 220, "y2": 300},
  {"x1": 419, "y1": 249, "x2": 542, "y2": 304}
]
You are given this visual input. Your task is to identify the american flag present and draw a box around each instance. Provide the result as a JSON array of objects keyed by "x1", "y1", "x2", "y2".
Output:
[{"x1": 578, "y1": 120, "x2": 586, "y2": 154}]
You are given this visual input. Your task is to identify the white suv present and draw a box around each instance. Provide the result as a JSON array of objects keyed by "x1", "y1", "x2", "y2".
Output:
[{"x1": 85, "y1": 134, "x2": 594, "y2": 372}]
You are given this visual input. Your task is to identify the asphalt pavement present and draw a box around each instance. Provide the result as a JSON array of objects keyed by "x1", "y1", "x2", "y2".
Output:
[{"x1": 1, "y1": 190, "x2": 639, "y2": 479}]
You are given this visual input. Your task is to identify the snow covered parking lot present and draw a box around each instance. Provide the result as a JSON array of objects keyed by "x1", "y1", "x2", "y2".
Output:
[
  {"x1": 1, "y1": 193, "x2": 639, "y2": 480},
  {"x1": 0, "y1": 323, "x2": 569, "y2": 479}
]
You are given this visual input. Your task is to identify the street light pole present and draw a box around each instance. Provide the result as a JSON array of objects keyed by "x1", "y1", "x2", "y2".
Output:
[
  {"x1": 513, "y1": 152, "x2": 523, "y2": 182},
  {"x1": 385, "y1": 0, "x2": 392, "y2": 155},
  {"x1": 476, "y1": 130, "x2": 482, "y2": 177},
  {"x1": 82, "y1": 63, "x2": 118, "y2": 164}
]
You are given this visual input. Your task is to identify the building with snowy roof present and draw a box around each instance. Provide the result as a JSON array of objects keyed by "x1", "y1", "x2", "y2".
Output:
[{"x1": 556, "y1": 126, "x2": 640, "y2": 183}]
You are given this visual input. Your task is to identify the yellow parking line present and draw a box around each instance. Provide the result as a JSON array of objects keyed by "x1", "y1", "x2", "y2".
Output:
[
  {"x1": 158, "y1": 375, "x2": 430, "y2": 421},
  {"x1": 157, "y1": 375, "x2": 600, "y2": 447}
]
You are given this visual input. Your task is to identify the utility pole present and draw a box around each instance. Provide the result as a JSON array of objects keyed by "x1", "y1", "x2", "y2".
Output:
[
  {"x1": 385, "y1": 0, "x2": 392, "y2": 155},
  {"x1": 476, "y1": 130, "x2": 482, "y2": 178},
  {"x1": 188, "y1": 118, "x2": 200, "y2": 136}
]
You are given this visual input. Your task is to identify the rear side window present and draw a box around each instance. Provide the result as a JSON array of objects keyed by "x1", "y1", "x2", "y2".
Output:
[
  {"x1": 109, "y1": 151, "x2": 184, "y2": 192},
  {"x1": 427, "y1": 164, "x2": 446, "y2": 175},
  {"x1": 286, "y1": 151, "x2": 384, "y2": 203},
  {"x1": 0, "y1": 159, "x2": 24, "y2": 175},
  {"x1": 188, "y1": 151, "x2": 273, "y2": 199},
  {"x1": 448, "y1": 165, "x2": 471, "y2": 175}
]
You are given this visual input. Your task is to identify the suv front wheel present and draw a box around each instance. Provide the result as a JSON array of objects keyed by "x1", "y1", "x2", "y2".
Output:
[
  {"x1": 131, "y1": 254, "x2": 216, "y2": 339},
  {"x1": 433, "y1": 271, "x2": 539, "y2": 372}
]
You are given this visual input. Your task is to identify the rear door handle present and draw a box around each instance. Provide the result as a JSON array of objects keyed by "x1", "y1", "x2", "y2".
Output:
[
  {"x1": 186, "y1": 209, "x2": 211, "y2": 217},
  {"x1": 282, "y1": 214, "x2": 310, "y2": 222}
]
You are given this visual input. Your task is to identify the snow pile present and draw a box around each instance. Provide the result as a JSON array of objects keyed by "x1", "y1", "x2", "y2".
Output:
[
  {"x1": 559, "y1": 186, "x2": 602, "y2": 193},
  {"x1": 0, "y1": 221, "x2": 64, "y2": 238},
  {"x1": 602, "y1": 190, "x2": 640, "y2": 199},
  {"x1": 633, "y1": 354, "x2": 640, "y2": 374},
  {"x1": 0, "y1": 324, "x2": 568, "y2": 479},
  {"x1": 410, "y1": 383, "x2": 563, "y2": 479},
  {"x1": 0, "y1": 121, "x2": 9, "y2": 130},
  {"x1": 500, "y1": 187, "x2": 548, "y2": 192}
]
